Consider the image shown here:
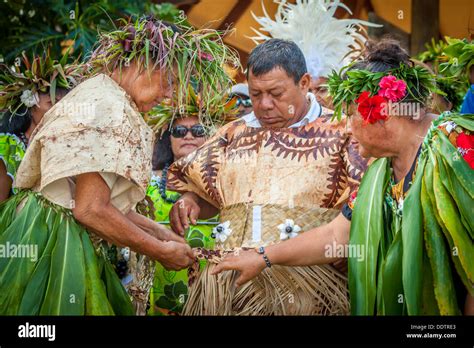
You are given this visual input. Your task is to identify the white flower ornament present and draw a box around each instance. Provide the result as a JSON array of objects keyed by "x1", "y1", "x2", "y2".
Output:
[
  {"x1": 440, "y1": 120, "x2": 457, "y2": 134},
  {"x1": 278, "y1": 219, "x2": 301, "y2": 241},
  {"x1": 20, "y1": 89, "x2": 39, "y2": 108},
  {"x1": 120, "y1": 247, "x2": 130, "y2": 262},
  {"x1": 212, "y1": 221, "x2": 232, "y2": 243}
]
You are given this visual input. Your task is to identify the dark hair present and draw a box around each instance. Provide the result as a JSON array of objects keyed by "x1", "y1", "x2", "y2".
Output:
[
  {"x1": 152, "y1": 130, "x2": 174, "y2": 170},
  {"x1": 0, "y1": 88, "x2": 71, "y2": 136},
  {"x1": 0, "y1": 107, "x2": 32, "y2": 135},
  {"x1": 351, "y1": 38, "x2": 411, "y2": 72},
  {"x1": 246, "y1": 39, "x2": 307, "y2": 84}
]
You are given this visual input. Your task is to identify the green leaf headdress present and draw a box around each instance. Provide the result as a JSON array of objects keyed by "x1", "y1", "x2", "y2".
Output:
[
  {"x1": 146, "y1": 79, "x2": 238, "y2": 135},
  {"x1": 89, "y1": 15, "x2": 241, "y2": 132},
  {"x1": 327, "y1": 60, "x2": 439, "y2": 121},
  {"x1": 0, "y1": 50, "x2": 86, "y2": 117}
]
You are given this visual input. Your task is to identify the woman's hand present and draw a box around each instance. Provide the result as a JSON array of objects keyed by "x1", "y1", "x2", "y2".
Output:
[{"x1": 211, "y1": 249, "x2": 267, "y2": 287}]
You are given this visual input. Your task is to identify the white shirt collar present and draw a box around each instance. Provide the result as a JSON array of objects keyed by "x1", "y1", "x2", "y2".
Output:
[{"x1": 241, "y1": 92, "x2": 321, "y2": 128}]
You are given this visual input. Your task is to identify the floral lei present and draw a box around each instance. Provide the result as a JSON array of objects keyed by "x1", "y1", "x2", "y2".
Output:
[{"x1": 327, "y1": 62, "x2": 440, "y2": 123}]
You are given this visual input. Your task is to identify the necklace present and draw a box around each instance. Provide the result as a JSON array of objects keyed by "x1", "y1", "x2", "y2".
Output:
[
  {"x1": 19, "y1": 132, "x2": 29, "y2": 147},
  {"x1": 158, "y1": 163, "x2": 179, "y2": 204}
]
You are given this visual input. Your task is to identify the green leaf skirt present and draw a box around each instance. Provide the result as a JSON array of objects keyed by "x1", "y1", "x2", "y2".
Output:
[{"x1": 0, "y1": 190, "x2": 134, "y2": 315}]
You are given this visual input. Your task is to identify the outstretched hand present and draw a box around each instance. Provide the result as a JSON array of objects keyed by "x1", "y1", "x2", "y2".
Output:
[{"x1": 211, "y1": 249, "x2": 267, "y2": 287}]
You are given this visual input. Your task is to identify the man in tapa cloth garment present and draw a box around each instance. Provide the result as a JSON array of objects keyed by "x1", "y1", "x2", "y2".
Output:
[{"x1": 167, "y1": 39, "x2": 369, "y2": 315}]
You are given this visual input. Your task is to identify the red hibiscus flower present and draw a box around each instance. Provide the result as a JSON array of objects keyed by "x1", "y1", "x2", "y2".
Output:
[
  {"x1": 377, "y1": 75, "x2": 407, "y2": 102},
  {"x1": 355, "y1": 91, "x2": 388, "y2": 124},
  {"x1": 456, "y1": 132, "x2": 474, "y2": 169}
]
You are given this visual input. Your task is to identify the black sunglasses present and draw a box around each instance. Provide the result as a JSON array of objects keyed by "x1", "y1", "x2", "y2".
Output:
[
  {"x1": 236, "y1": 97, "x2": 252, "y2": 107},
  {"x1": 171, "y1": 124, "x2": 206, "y2": 138}
]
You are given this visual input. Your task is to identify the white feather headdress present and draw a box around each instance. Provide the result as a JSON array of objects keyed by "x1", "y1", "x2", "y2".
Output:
[{"x1": 251, "y1": 0, "x2": 382, "y2": 79}]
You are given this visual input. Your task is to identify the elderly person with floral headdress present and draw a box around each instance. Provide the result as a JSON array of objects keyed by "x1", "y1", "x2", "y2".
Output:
[{"x1": 0, "y1": 15, "x2": 238, "y2": 315}]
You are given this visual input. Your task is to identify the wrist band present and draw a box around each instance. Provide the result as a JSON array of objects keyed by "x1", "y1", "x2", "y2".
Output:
[{"x1": 257, "y1": 246, "x2": 272, "y2": 268}]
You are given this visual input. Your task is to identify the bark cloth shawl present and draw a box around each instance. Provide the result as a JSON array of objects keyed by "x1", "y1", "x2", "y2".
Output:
[
  {"x1": 168, "y1": 109, "x2": 369, "y2": 315},
  {"x1": 14, "y1": 73, "x2": 155, "y2": 314}
]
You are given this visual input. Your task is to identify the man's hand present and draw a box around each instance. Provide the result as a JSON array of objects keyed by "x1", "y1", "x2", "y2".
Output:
[
  {"x1": 211, "y1": 249, "x2": 266, "y2": 287},
  {"x1": 169, "y1": 192, "x2": 201, "y2": 236},
  {"x1": 157, "y1": 240, "x2": 195, "y2": 271}
]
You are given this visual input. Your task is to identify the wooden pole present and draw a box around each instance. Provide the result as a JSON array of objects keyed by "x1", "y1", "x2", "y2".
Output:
[{"x1": 411, "y1": 0, "x2": 439, "y2": 55}]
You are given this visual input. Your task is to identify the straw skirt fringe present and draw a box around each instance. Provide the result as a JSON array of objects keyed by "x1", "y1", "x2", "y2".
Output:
[{"x1": 183, "y1": 262, "x2": 350, "y2": 315}]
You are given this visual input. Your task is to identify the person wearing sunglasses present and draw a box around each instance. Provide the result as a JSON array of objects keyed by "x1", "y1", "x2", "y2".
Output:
[
  {"x1": 229, "y1": 83, "x2": 253, "y2": 118},
  {"x1": 0, "y1": 16, "x2": 237, "y2": 316},
  {"x1": 146, "y1": 114, "x2": 220, "y2": 316}
]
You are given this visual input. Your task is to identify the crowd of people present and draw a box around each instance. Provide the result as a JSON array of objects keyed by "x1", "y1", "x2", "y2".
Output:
[{"x1": 0, "y1": 1, "x2": 472, "y2": 316}]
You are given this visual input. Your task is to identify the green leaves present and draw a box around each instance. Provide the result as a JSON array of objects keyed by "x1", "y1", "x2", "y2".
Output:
[
  {"x1": 400, "y1": 158, "x2": 425, "y2": 315},
  {"x1": 0, "y1": 195, "x2": 48, "y2": 314},
  {"x1": 155, "y1": 280, "x2": 188, "y2": 313},
  {"x1": 102, "y1": 258, "x2": 135, "y2": 316},
  {"x1": 421, "y1": 159, "x2": 460, "y2": 315},
  {"x1": 18, "y1": 210, "x2": 60, "y2": 315},
  {"x1": 440, "y1": 37, "x2": 474, "y2": 81},
  {"x1": 420, "y1": 113, "x2": 474, "y2": 307},
  {"x1": 81, "y1": 231, "x2": 115, "y2": 315},
  {"x1": 0, "y1": 0, "x2": 186, "y2": 65},
  {"x1": 432, "y1": 157, "x2": 474, "y2": 283},
  {"x1": 349, "y1": 158, "x2": 389, "y2": 315},
  {"x1": 0, "y1": 192, "x2": 135, "y2": 315},
  {"x1": 379, "y1": 231, "x2": 405, "y2": 315},
  {"x1": 40, "y1": 218, "x2": 86, "y2": 315}
]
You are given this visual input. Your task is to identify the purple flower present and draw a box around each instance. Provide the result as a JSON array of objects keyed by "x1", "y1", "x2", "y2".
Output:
[
  {"x1": 199, "y1": 52, "x2": 214, "y2": 62},
  {"x1": 122, "y1": 39, "x2": 132, "y2": 52}
]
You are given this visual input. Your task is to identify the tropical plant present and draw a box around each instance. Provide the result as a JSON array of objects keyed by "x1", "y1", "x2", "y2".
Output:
[
  {"x1": 418, "y1": 37, "x2": 469, "y2": 111},
  {"x1": 0, "y1": 1, "x2": 188, "y2": 65}
]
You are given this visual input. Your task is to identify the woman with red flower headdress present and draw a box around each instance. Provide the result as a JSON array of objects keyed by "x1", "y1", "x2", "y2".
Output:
[{"x1": 212, "y1": 38, "x2": 474, "y2": 316}]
